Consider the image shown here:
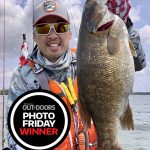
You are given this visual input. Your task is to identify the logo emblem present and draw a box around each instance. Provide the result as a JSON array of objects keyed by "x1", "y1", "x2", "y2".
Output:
[
  {"x1": 43, "y1": 0, "x2": 56, "y2": 12},
  {"x1": 8, "y1": 90, "x2": 70, "y2": 150}
]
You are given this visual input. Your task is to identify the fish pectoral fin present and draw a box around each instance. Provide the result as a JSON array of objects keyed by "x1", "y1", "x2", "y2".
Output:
[
  {"x1": 78, "y1": 100, "x2": 91, "y2": 130},
  {"x1": 120, "y1": 101, "x2": 134, "y2": 130},
  {"x1": 107, "y1": 29, "x2": 121, "y2": 55}
]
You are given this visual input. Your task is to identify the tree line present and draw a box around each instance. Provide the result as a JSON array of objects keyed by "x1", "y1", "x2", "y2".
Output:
[{"x1": 0, "y1": 89, "x2": 9, "y2": 95}]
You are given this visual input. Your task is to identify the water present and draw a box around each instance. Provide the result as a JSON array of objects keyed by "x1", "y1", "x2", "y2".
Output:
[
  {"x1": 119, "y1": 95, "x2": 150, "y2": 150},
  {"x1": 0, "y1": 95, "x2": 150, "y2": 149},
  {"x1": 0, "y1": 95, "x2": 8, "y2": 148}
]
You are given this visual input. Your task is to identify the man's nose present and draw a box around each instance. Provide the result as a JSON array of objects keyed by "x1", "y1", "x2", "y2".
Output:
[{"x1": 47, "y1": 28, "x2": 58, "y2": 39}]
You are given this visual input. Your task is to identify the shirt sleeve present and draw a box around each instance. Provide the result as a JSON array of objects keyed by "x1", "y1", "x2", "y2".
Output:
[{"x1": 7, "y1": 69, "x2": 28, "y2": 150}]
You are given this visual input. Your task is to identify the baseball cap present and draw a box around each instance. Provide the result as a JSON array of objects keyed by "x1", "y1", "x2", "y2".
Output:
[{"x1": 33, "y1": 0, "x2": 70, "y2": 26}]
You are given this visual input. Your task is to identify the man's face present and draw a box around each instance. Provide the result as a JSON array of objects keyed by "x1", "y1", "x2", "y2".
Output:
[{"x1": 34, "y1": 16, "x2": 72, "y2": 62}]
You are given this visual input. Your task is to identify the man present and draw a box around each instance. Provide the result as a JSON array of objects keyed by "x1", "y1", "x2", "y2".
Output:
[{"x1": 7, "y1": 0, "x2": 97, "y2": 149}]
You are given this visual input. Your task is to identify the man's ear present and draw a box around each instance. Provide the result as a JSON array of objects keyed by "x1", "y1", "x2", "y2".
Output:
[{"x1": 69, "y1": 31, "x2": 72, "y2": 40}]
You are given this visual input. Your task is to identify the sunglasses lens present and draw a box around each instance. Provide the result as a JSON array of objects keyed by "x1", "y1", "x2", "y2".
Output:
[
  {"x1": 35, "y1": 23, "x2": 69, "y2": 34},
  {"x1": 54, "y1": 23, "x2": 69, "y2": 33},
  {"x1": 36, "y1": 24, "x2": 50, "y2": 34}
]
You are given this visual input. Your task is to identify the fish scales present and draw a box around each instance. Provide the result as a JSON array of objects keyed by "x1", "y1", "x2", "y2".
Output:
[{"x1": 77, "y1": 0, "x2": 134, "y2": 149}]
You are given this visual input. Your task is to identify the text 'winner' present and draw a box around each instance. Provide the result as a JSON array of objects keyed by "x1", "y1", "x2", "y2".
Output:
[{"x1": 20, "y1": 104, "x2": 58, "y2": 136}]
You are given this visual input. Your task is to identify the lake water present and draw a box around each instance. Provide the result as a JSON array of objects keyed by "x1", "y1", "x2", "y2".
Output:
[
  {"x1": 0, "y1": 95, "x2": 150, "y2": 149},
  {"x1": 119, "y1": 95, "x2": 150, "y2": 150}
]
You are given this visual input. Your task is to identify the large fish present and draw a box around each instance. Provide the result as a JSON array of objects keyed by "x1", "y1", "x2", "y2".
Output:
[{"x1": 77, "y1": 0, "x2": 134, "y2": 149}]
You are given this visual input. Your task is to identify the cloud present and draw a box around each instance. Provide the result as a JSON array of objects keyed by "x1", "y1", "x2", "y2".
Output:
[
  {"x1": 139, "y1": 25, "x2": 150, "y2": 46},
  {"x1": 61, "y1": 0, "x2": 83, "y2": 47},
  {"x1": 129, "y1": 7, "x2": 141, "y2": 23},
  {"x1": 0, "y1": 0, "x2": 83, "y2": 89},
  {"x1": 0, "y1": 65, "x2": 16, "y2": 89},
  {"x1": 16, "y1": 0, "x2": 27, "y2": 8},
  {"x1": 129, "y1": 4, "x2": 150, "y2": 91},
  {"x1": 0, "y1": 0, "x2": 83, "y2": 60},
  {"x1": 133, "y1": 61, "x2": 150, "y2": 92},
  {"x1": 0, "y1": 56, "x2": 19, "y2": 89},
  {"x1": 133, "y1": 42, "x2": 150, "y2": 92},
  {"x1": 0, "y1": 0, "x2": 33, "y2": 59}
]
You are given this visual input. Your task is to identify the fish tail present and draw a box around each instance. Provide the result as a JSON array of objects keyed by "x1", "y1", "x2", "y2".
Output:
[
  {"x1": 78, "y1": 100, "x2": 91, "y2": 130},
  {"x1": 120, "y1": 101, "x2": 134, "y2": 130}
]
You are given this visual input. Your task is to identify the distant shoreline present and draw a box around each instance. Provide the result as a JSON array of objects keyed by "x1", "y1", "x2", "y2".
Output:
[
  {"x1": 131, "y1": 92, "x2": 150, "y2": 95},
  {"x1": 0, "y1": 89, "x2": 8, "y2": 95}
]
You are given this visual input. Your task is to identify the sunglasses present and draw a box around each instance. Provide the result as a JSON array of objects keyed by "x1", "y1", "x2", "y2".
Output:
[{"x1": 35, "y1": 22, "x2": 69, "y2": 35}]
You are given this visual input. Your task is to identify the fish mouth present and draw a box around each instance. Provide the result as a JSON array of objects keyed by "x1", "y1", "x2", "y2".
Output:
[
  {"x1": 97, "y1": 20, "x2": 114, "y2": 31},
  {"x1": 85, "y1": 1, "x2": 115, "y2": 33}
]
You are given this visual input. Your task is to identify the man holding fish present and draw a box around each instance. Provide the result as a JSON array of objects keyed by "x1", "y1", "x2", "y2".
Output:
[{"x1": 7, "y1": 0, "x2": 145, "y2": 150}]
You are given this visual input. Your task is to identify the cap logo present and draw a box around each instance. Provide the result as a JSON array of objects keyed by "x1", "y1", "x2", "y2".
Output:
[{"x1": 43, "y1": 1, "x2": 56, "y2": 12}]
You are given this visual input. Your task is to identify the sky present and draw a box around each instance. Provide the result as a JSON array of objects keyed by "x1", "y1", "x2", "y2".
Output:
[{"x1": 0, "y1": 0, "x2": 150, "y2": 92}]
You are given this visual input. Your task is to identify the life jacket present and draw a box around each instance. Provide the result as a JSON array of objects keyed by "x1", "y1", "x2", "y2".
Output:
[{"x1": 28, "y1": 48, "x2": 97, "y2": 150}]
